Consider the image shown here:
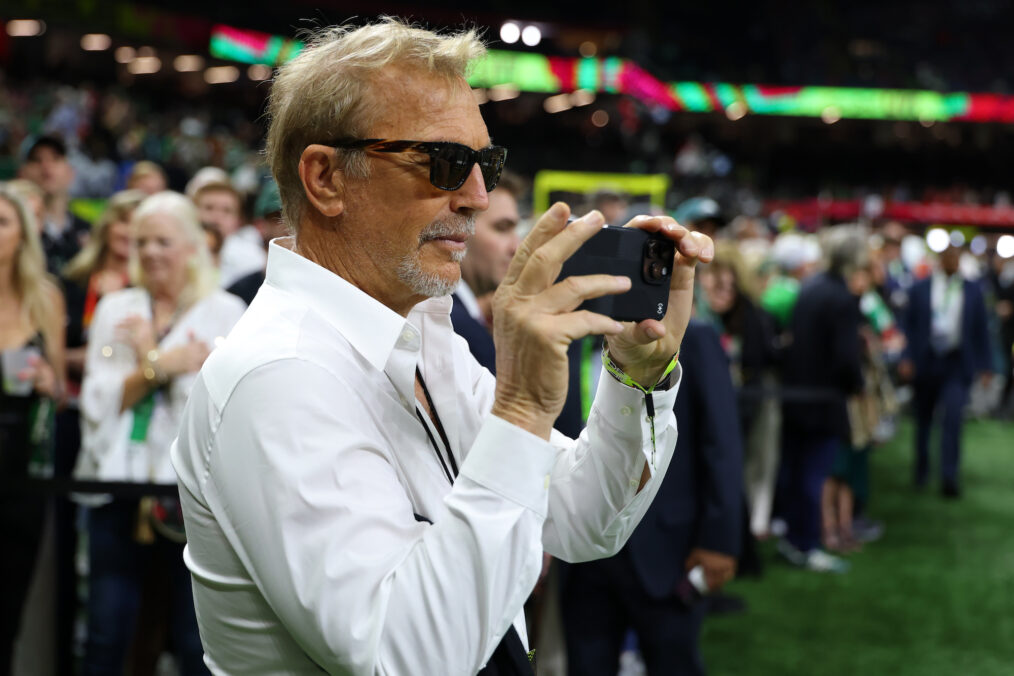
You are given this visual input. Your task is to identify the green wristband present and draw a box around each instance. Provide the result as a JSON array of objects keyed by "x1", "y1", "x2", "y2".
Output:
[{"x1": 601, "y1": 348, "x2": 679, "y2": 395}]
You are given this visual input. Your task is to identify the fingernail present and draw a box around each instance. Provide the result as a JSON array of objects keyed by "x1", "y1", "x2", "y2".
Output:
[
  {"x1": 586, "y1": 210, "x2": 605, "y2": 226},
  {"x1": 704, "y1": 244, "x2": 715, "y2": 259},
  {"x1": 615, "y1": 276, "x2": 631, "y2": 290}
]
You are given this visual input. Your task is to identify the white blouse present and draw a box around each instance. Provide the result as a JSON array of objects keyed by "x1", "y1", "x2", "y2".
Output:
[{"x1": 76, "y1": 287, "x2": 246, "y2": 487}]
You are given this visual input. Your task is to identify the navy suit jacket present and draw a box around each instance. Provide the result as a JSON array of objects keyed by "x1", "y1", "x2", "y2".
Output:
[
  {"x1": 450, "y1": 293, "x2": 497, "y2": 375},
  {"x1": 623, "y1": 320, "x2": 744, "y2": 599},
  {"x1": 902, "y1": 277, "x2": 991, "y2": 382}
]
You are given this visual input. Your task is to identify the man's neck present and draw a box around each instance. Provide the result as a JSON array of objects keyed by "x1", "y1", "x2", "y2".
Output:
[
  {"x1": 295, "y1": 223, "x2": 422, "y2": 318},
  {"x1": 45, "y1": 194, "x2": 70, "y2": 231}
]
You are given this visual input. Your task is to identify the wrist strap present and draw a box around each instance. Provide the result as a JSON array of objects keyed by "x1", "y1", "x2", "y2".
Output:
[{"x1": 601, "y1": 348, "x2": 679, "y2": 395}]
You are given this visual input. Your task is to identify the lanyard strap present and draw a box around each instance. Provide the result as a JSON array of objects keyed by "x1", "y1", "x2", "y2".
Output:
[{"x1": 415, "y1": 367, "x2": 458, "y2": 482}]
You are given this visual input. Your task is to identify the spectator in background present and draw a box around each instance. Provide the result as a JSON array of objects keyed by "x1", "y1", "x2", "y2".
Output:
[
  {"x1": 0, "y1": 188, "x2": 65, "y2": 676},
  {"x1": 4, "y1": 180, "x2": 46, "y2": 234},
  {"x1": 562, "y1": 320, "x2": 742, "y2": 676},
  {"x1": 899, "y1": 243, "x2": 992, "y2": 497},
  {"x1": 451, "y1": 170, "x2": 523, "y2": 373},
  {"x1": 673, "y1": 196, "x2": 726, "y2": 241},
  {"x1": 698, "y1": 242, "x2": 780, "y2": 540},
  {"x1": 779, "y1": 226, "x2": 868, "y2": 573},
  {"x1": 226, "y1": 178, "x2": 288, "y2": 306},
  {"x1": 75, "y1": 191, "x2": 245, "y2": 676},
  {"x1": 192, "y1": 180, "x2": 266, "y2": 287},
  {"x1": 126, "y1": 161, "x2": 168, "y2": 196},
  {"x1": 18, "y1": 136, "x2": 91, "y2": 272},
  {"x1": 591, "y1": 189, "x2": 630, "y2": 226}
]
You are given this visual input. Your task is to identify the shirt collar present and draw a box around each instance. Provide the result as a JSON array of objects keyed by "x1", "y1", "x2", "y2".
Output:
[
  {"x1": 264, "y1": 238, "x2": 408, "y2": 372},
  {"x1": 453, "y1": 280, "x2": 482, "y2": 321}
]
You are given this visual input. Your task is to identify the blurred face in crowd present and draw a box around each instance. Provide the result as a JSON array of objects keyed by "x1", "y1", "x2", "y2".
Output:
[
  {"x1": 326, "y1": 67, "x2": 490, "y2": 307},
  {"x1": 254, "y1": 212, "x2": 287, "y2": 247},
  {"x1": 940, "y1": 246, "x2": 961, "y2": 276},
  {"x1": 700, "y1": 264, "x2": 737, "y2": 314},
  {"x1": 0, "y1": 198, "x2": 23, "y2": 268},
  {"x1": 20, "y1": 146, "x2": 75, "y2": 199},
  {"x1": 195, "y1": 188, "x2": 243, "y2": 238},
  {"x1": 459, "y1": 189, "x2": 520, "y2": 295},
  {"x1": 131, "y1": 172, "x2": 167, "y2": 196},
  {"x1": 135, "y1": 212, "x2": 196, "y2": 294},
  {"x1": 847, "y1": 266, "x2": 873, "y2": 297},
  {"x1": 106, "y1": 213, "x2": 134, "y2": 262}
]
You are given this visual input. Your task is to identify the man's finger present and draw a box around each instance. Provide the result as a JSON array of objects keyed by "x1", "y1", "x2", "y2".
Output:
[
  {"x1": 502, "y1": 202, "x2": 570, "y2": 286},
  {"x1": 514, "y1": 210, "x2": 606, "y2": 294},
  {"x1": 674, "y1": 231, "x2": 715, "y2": 266},
  {"x1": 536, "y1": 274, "x2": 631, "y2": 313},
  {"x1": 550, "y1": 310, "x2": 625, "y2": 342}
]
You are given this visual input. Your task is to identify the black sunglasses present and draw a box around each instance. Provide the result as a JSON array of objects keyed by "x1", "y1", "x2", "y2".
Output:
[{"x1": 329, "y1": 138, "x2": 507, "y2": 192}]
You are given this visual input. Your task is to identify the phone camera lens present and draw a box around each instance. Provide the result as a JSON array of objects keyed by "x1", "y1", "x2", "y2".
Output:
[
  {"x1": 646, "y1": 240, "x2": 660, "y2": 258},
  {"x1": 649, "y1": 261, "x2": 667, "y2": 279}
]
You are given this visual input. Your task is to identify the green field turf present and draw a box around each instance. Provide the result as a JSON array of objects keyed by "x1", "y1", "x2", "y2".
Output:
[{"x1": 700, "y1": 418, "x2": 1014, "y2": 676}]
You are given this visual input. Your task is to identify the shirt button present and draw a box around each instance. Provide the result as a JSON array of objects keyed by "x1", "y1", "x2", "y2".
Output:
[
  {"x1": 619, "y1": 406, "x2": 633, "y2": 416},
  {"x1": 629, "y1": 478, "x2": 639, "y2": 487},
  {"x1": 101, "y1": 345, "x2": 113, "y2": 358},
  {"x1": 544, "y1": 474, "x2": 550, "y2": 490}
]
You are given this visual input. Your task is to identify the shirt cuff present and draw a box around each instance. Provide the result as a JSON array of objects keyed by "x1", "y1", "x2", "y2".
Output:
[
  {"x1": 591, "y1": 362, "x2": 682, "y2": 473},
  {"x1": 459, "y1": 414, "x2": 560, "y2": 518}
]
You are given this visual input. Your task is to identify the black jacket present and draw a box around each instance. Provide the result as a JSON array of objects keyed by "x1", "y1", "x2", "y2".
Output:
[{"x1": 781, "y1": 271, "x2": 864, "y2": 440}]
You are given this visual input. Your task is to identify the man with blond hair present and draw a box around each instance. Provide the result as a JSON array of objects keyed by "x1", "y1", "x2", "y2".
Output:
[{"x1": 173, "y1": 18, "x2": 713, "y2": 675}]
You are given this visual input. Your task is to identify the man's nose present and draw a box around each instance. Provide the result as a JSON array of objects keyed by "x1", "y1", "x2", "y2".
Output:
[{"x1": 449, "y1": 163, "x2": 489, "y2": 213}]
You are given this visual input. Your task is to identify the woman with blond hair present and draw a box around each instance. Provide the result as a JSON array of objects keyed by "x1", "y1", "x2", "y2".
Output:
[
  {"x1": 0, "y1": 187, "x2": 66, "y2": 676},
  {"x1": 77, "y1": 191, "x2": 245, "y2": 676}
]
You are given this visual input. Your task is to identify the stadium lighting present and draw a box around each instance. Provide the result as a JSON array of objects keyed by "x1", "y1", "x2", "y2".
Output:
[
  {"x1": 521, "y1": 26, "x2": 542, "y2": 47},
  {"x1": 998, "y1": 235, "x2": 1014, "y2": 259},
  {"x1": 579, "y1": 41, "x2": 597, "y2": 58},
  {"x1": 725, "y1": 101, "x2": 747, "y2": 121},
  {"x1": 5, "y1": 19, "x2": 45, "y2": 37},
  {"x1": 114, "y1": 46, "x2": 136, "y2": 64},
  {"x1": 970, "y1": 235, "x2": 987, "y2": 256},
  {"x1": 127, "y1": 56, "x2": 161, "y2": 75},
  {"x1": 138, "y1": 46, "x2": 157, "y2": 58},
  {"x1": 821, "y1": 106, "x2": 842, "y2": 124},
  {"x1": 500, "y1": 22, "x2": 520, "y2": 44},
  {"x1": 926, "y1": 228, "x2": 950, "y2": 253},
  {"x1": 174, "y1": 55, "x2": 205, "y2": 72},
  {"x1": 487, "y1": 84, "x2": 520, "y2": 101},
  {"x1": 81, "y1": 34, "x2": 111, "y2": 51},
  {"x1": 591, "y1": 109, "x2": 610, "y2": 127},
  {"x1": 949, "y1": 230, "x2": 966, "y2": 248},
  {"x1": 544, "y1": 93, "x2": 573, "y2": 114},
  {"x1": 247, "y1": 64, "x2": 272, "y2": 81},
  {"x1": 570, "y1": 89, "x2": 595, "y2": 107},
  {"x1": 205, "y1": 66, "x2": 240, "y2": 84}
]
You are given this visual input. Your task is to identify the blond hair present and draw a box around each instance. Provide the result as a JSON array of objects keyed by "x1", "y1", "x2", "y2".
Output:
[
  {"x1": 130, "y1": 191, "x2": 217, "y2": 310},
  {"x1": 265, "y1": 17, "x2": 485, "y2": 230},
  {"x1": 0, "y1": 188, "x2": 61, "y2": 362},
  {"x1": 63, "y1": 190, "x2": 146, "y2": 284}
]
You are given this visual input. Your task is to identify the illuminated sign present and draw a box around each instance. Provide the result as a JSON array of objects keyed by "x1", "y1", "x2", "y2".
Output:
[{"x1": 208, "y1": 25, "x2": 1014, "y2": 123}]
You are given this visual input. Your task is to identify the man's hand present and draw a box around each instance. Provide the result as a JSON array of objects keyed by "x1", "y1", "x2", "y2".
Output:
[
  {"x1": 491, "y1": 203, "x2": 630, "y2": 439},
  {"x1": 605, "y1": 216, "x2": 714, "y2": 386},
  {"x1": 685, "y1": 547, "x2": 736, "y2": 592}
]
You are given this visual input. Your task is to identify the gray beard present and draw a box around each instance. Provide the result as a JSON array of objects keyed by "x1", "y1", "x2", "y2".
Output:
[{"x1": 396, "y1": 214, "x2": 475, "y2": 298}]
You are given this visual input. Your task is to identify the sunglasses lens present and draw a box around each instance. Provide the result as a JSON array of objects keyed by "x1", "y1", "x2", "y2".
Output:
[
  {"x1": 430, "y1": 144, "x2": 473, "y2": 190},
  {"x1": 479, "y1": 147, "x2": 507, "y2": 191}
]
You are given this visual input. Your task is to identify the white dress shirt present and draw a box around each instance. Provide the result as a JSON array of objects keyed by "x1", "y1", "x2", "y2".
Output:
[
  {"x1": 454, "y1": 279, "x2": 483, "y2": 323},
  {"x1": 219, "y1": 226, "x2": 268, "y2": 288},
  {"x1": 172, "y1": 238, "x2": 682, "y2": 676},
  {"x1": 77, "y1": 288, "x2": 246, "y2": 490},
  {"x1": 930, "y1": 271, "x2": 964, "y2": 353}
]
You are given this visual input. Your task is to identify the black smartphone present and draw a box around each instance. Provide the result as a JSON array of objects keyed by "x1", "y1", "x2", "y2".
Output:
[{"x1": 558, "y1": 220, "x2": 676, "y2": 322}]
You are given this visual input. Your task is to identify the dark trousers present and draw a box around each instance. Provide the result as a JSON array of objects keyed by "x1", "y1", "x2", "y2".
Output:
[
  {"x1": 53, "y1": 406, "x2": 81, "y2": 674},
  {"x1": 561, "y1": 550, "x2": 707, "y2": 676},
  {"x1": 782, "y1": 428, "x2": 839, "y2": 553},
  {"x1": 914, "y1": 352, "x2": 969, "y2": 486},
  {"x1": 82, "y1": 500, "x2": 209, "y2": 676},
  {"x1": 0, "y1": 492, "x2": 45, "y2": 676}
]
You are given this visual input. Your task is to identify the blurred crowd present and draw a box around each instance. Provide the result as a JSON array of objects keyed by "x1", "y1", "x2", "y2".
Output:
[{"x1": 1, "y1": 104, "x2": 1013, "y2": 676}]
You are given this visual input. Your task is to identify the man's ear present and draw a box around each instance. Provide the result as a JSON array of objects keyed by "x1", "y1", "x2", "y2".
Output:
[{"x1": 298, "y1": 145, "x2": 346, "y2": 219}]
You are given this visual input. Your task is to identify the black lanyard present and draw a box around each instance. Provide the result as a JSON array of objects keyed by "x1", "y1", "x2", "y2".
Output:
[{"x1": 415, "y1": 367, "x2": 458, "y2": 484}]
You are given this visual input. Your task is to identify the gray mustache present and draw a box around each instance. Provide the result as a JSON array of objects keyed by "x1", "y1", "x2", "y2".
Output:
[{"x1": 419, "y1": 215, "x2": 476, "y2": 242}]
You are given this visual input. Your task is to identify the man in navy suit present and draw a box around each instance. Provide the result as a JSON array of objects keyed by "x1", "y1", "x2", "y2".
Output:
[
  {"x1": 449, "y1": 172, "x2": 523, "y2": 374},
  {"x1": 561, "y1": 320, "x2": 743, "y2": 675},
  {"x1": 899, "y1": 243, "x2": 992, "y2": 497}
]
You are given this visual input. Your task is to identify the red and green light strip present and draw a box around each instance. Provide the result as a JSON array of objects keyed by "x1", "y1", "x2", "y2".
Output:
[{"x1": 209, "y1": 24, "x2": 1014, "y2": 123}]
